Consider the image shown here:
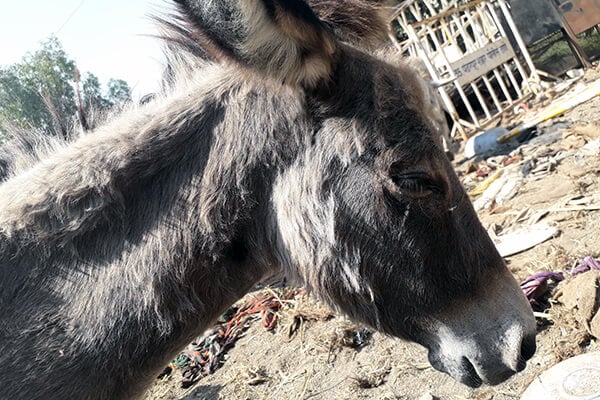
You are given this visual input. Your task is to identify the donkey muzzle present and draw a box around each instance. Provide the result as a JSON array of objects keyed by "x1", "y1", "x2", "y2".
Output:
[{"x1": 425, "y1": 267, "x2": 537, "y2": 387}]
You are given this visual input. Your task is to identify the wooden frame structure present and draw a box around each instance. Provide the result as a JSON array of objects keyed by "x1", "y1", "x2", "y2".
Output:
[{"x1": 389, "y1": 0, "x2": 540, "y2": 139}]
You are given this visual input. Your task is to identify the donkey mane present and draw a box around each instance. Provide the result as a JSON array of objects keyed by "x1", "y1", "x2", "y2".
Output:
[
  {"x1": 0, "y1": 127, "x2": 69, "y2": 182},
  {"x1": 0, "y1": 0, "x2": 409, "y2": 244}
]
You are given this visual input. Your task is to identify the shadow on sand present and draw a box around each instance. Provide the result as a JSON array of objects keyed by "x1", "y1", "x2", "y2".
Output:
[{"x1": 181, "y1": 384, "x2": 223, "y2": 400}]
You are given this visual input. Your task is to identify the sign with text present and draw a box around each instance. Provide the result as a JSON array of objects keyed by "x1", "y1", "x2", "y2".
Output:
[{"x1": 449, "y1": 38, "x2": 515, "y2": 86}]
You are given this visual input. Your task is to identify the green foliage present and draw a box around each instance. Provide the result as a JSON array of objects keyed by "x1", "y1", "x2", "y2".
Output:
[
  {"x1": 107, "y1": 79, "x2": 132, "y2": 107},
  {"x1": 0, "y1": 36, "x2": 76, "y2": 133},
  {"x1": 81, "y1": 74, "x2": 132, "y2": 111},
  {"x1": 82, "y1": 72, "x2": 111, "y2": 110},
  {"x1": 0, "y1": 36, "x2": 132, "y2": 136}
]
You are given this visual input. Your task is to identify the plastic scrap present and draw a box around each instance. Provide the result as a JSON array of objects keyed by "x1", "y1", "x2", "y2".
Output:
[
  {"x1": 498, "y1": 79, "x2": 600, "y2": 143},
  {"x1": 161, "y1": 290, "x2": 296, "y2": 388},
  {"x1": 341, "y1": 327, "x2": 372, "y2": 350},
  {"x1": 520, "y1": 256, "x2": 600, "y2": 303},
  {"x1": 520, "y1": 271, "x2": 565, "y2": 304},
  {"x1": 571, "y1": 256, "x2": 600, "y2": 275},
  {"x1": 493, "y1": 223, "x2": 559, "y2": 257}
]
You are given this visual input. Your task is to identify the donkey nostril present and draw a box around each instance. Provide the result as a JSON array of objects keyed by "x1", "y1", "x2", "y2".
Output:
[
  {"x1": 520, "y1": 334, "x2": 536, "y2": 362},
  {"x1": 516, "y1": 358, "x2": 527, "y2": 372},
  {"x1": 461, "y1": 357, "x2": 483, "y2": 388}
]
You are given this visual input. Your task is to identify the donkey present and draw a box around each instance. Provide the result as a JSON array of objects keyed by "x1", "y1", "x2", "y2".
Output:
[{"x1": 0, "y1": 1, "x2": 536, "y2": 399}]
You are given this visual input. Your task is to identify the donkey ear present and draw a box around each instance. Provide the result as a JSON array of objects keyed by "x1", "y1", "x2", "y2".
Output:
[
  {"x1": 174, "y1": 0, "x2": 337, "y2": 87},
  {"x1": 307, "y1": 0, "x2": 391, "y2": 49}
]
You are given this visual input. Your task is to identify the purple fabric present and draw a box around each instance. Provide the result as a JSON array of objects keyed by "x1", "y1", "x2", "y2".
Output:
[
  {"x1": 520, "y1": 256, "x2": 600, "y2": 303},
  {"x1": 570, "y1": 256, "x2": 600, "y2": 275},
  {"x1": 520, "y1": 271, "x2": 564, "y2": 303}
]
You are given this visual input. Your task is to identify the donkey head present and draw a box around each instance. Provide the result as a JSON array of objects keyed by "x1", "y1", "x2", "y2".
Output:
[{"x1": 175, "y1": 0, "x2": 535, "y2": 387}]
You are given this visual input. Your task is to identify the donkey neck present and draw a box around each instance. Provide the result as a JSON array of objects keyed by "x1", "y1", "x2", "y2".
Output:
[{"x1": 0, "y1": 67, "x2": 312, "y2": 399}]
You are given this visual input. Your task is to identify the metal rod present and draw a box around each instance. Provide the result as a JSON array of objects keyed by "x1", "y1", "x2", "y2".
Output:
[
  {"x1": 512, "y1": 57, "x2": 529, "y2": 88},
  {"x1": 493, "y1": 68, "x2": 512, "y2": 102},
  {"x1": 482, "y1": 75, "x2": 502, "y2": 113},
  {"x1": 503, "y1": 63, "x2": 523, "y2": 98},
  {"x1": 411, "y1": 0, "x2": 488, "y2": 28},
  {"x1": 496, "y1": 0, "x2": 540, "y2": 81},
  {"x1": 454, "y1": 81, "x2": 480, "y2": 127},
  {"x1": 471, "y1": 80, "x2": 492, "y2": 120},
  {"x1": 450, "y1": 12, "x2": 477, "y2": 53}
]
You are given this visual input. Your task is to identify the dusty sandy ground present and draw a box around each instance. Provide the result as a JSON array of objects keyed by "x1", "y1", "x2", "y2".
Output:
[{"x1": 144, "y1": 68, "x2": 600, "y2": 400}]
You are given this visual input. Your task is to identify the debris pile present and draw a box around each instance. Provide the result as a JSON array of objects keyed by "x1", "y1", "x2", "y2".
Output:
[
  {"x1": 552, "y1": 258, "x2": 600, "y2": 340},
  {"x1": 160, "y1": 289, "x2": 298, "y2": 388},
  {"x1": 520, "y1": 256, "x2": 600, "y2": 305},
  {"x1": 458, "y1": 71, "x2": 600, "y2": 368}
]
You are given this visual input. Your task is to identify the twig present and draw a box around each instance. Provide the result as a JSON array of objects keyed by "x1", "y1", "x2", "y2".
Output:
[
  {"x1": 263, "y1": 286, "x2": 295, "y2": 307},
  {"x1": 533, "y1": 311, "x2": 553, "y2": 320},
  {"x1": 549, "y1": 205, "x2": 600, "y2": 212},
  {"x1": 296, "y1": 369, "x2": 313, "y2": 400},
  {"x1": 303, "y1": 377, "x2": 349, "y2": 400}
]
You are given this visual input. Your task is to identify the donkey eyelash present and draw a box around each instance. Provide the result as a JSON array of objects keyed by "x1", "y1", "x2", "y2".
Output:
[{"x1": 391, "y1": 173, "x2": 442, "y2": 196}]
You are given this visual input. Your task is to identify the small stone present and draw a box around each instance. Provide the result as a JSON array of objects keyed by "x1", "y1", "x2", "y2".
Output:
[
  {"x1": 556, "y1": 271, "x2": 600, "y2": 322},
  {"x1": 521, "y1": 352, "x2": 600, "y2": 400}
]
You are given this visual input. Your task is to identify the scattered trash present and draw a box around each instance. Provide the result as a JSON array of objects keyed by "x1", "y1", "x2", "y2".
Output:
[
  {"x1": 581, "y1": 139, "x2": 600, "y2": 157},
  {"x1": 468, "y1": 169, "x2": 503, "y2": 198},
  {"x1": 565, "y1": 68, "x2": 585, "y2": 79},
  {"x1": 520, "y1": 256, "x2": 600, "y2": 304},
  {"x1": 479, "y1": 173, "x2": 523, "y2": 211},
  {"x1": 521, "y1": 352, "x2": 600, "y2": 400},
  {"x1": 520, "y1": 271, "x2": 565, "y2": 304},
  {"x1": 464, "y1": 127, "x2": 509, "y2": 158},
  {"x1": 341, "y1": 327, "x2": 372, "y2": 350},
  {"x1": 493, "y1": 222, "x2": 559, "y2": 257},
  {"x1": 571, "y1": 256, "x2": 600, "y2": 275},
  {"x1": 159, "y1": 289, "x2": 297, "y2": 388},
  {"x1": 527, "y1": 123, "x2": 569, "y2": 147},
  {"x1": 469, "y1": 164, "x2": 528, "y2": 212},
  {"x1": 463, "y1": 79, "x2": 599, "y2": 158},
  {"x1": 498, "y1": 79, "x2": 600, "y2": 143}
]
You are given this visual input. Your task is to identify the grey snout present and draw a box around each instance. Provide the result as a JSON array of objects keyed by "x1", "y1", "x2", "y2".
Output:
[
  {"x1": 520, "y1": 333, "x2": 537, "y2": 367},
  {"x1": 426, "y1": 268, "x2": 537, "y2": 386},
  {"x1": 468, "y1": 331, "x2": 536, "y2": 386},
  {"x1": 428, "y1": 329, "x2": 536, "y2": 387}
]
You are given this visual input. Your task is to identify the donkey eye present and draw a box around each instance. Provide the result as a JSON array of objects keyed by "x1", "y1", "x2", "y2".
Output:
[{"x1": 391, "y1": 173, "x2": 441, "y2": 197}]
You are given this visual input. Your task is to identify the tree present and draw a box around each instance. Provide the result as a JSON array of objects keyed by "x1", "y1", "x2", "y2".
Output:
[
  {"x1": 81, "y1": 72, "x2": 111, "y2": 111},
  {"x1": 0, "y1": 36, "x2": 76, "y2": 136},
  {"x1": 0, "y1": 36, "x2": 132, "y2": 137},
  {"x1": 0, "y1": 68, "x2": 32, "y2": 128},
  {"x1": 107, "y1": 79, "x2": 131, "y2": 108}
]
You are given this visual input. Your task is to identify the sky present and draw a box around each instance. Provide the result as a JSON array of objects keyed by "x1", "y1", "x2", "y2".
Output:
[{"x1": 0, "y1": 0, "x2": 173, "y2": 99}]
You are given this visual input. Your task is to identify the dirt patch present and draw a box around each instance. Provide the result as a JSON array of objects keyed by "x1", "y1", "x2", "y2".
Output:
[
  {"x1": 145, "y1": 68, "x2": 600, "y2": 400},
  {"x1": 145, "y1": 287, "x2": 600, "y2": 400}
]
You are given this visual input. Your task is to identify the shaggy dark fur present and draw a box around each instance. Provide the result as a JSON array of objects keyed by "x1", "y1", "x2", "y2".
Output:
[
  {"x1": 0, "y1": 1, "x2": 535, "y2": 399},
  {"x1": 308, "y1": 0, "x2": 390, "y2": 48},
  {"x1": 0, "y1": 125, "x2": 71, "y2": 181}
]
